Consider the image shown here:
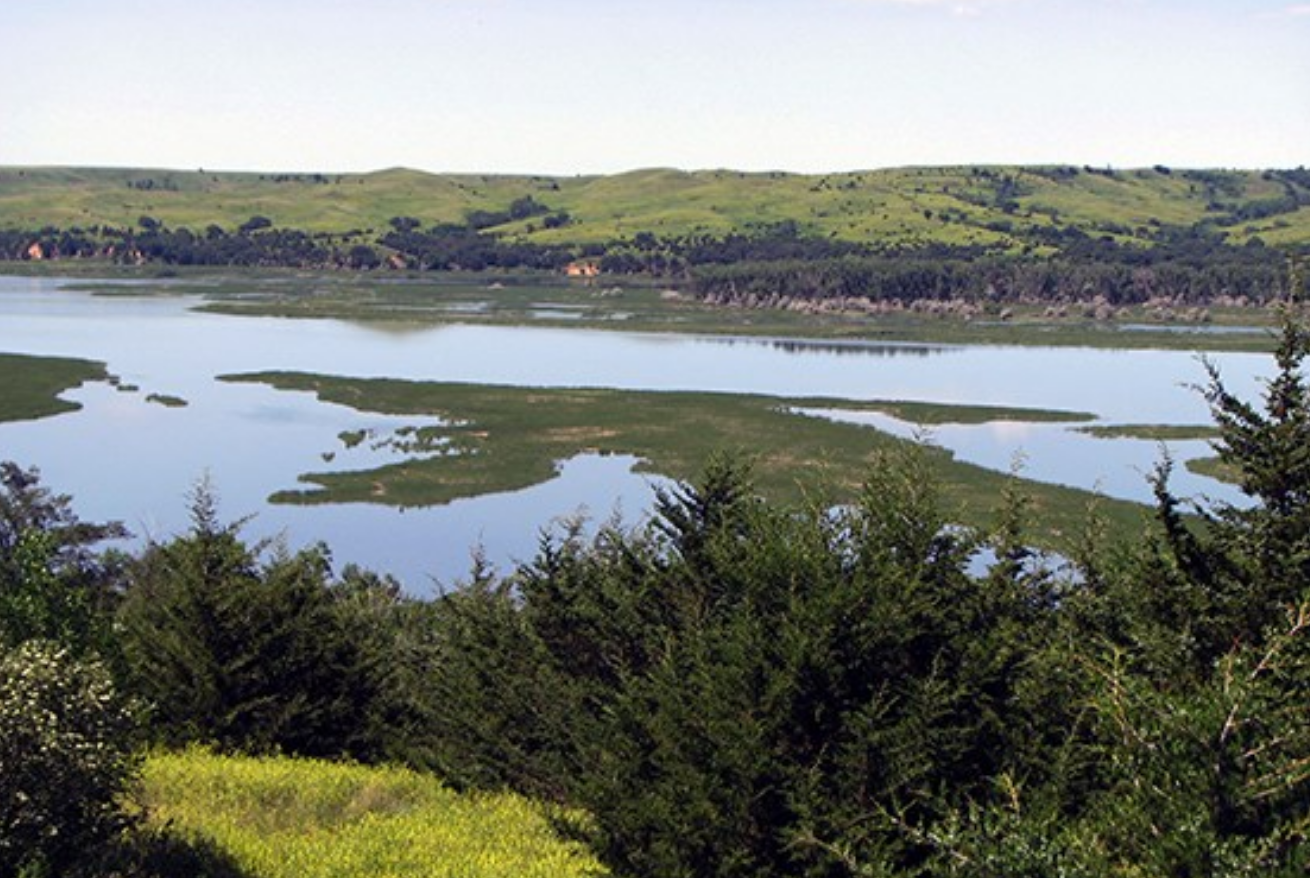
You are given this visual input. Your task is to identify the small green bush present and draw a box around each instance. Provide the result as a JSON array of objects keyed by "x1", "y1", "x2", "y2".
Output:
[{"x1": 0, "y1": 640, "x2": 140, "y2": 876}]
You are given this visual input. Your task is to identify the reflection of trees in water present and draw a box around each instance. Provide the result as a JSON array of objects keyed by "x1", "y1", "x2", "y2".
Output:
[
  {"x1": 703, "y1": 337, "x2": 946, "y2": 358},
  {"x1": 770, "y1": 339, "x2": 945, "y2": 358}
]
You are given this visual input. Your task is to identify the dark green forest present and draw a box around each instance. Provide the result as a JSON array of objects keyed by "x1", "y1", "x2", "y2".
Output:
[{"x1": 5, "y1": 300, "x2": 1310, "y2": 875}]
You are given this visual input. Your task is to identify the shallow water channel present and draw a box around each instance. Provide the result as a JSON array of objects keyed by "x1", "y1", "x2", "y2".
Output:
[{"x1": 0, "y1": 275, "x2": 1271, "y2": 593}]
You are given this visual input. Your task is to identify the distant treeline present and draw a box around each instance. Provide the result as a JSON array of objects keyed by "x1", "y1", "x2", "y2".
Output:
[
  {"x1": 688, "y1": 246, "x2": 1299, "y2": 308},
  {"x1": 3, "y1": 210, "x2": 1305, "y2": 305},
  {"x1": 0, "y1": 216, "x2": 579, "y2": 272}
]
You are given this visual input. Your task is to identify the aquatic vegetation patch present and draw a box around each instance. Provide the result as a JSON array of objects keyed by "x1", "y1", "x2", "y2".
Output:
[
  {"x1": 0, "y1": 352, "x2": 107, "y2": 422},
  {"x1": 223, "y1": 372, "x2": 1149, "y2": 550}
]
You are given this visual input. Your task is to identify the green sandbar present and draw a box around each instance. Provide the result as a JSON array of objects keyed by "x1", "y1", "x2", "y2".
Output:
[{"x1": 1075, "y1": 423, "x2": 1218, "y2": 441}]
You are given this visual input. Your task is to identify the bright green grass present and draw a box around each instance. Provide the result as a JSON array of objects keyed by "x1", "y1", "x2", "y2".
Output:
[
  {"x1": 4, "y1": 164, "x2": 1307, "y2": 249},
  {"x1": 139, "y1": 749, "x2": 605, "y2": 878},
  {"x1": 0, "y1": 167, "x2": 552, "y2": 235},
  {"x1": 0, "y1": 351, "x2": 107, "y2": 422},
  {"x1": 223, "y1": 372, "x2": 1146, "y2": 550}
]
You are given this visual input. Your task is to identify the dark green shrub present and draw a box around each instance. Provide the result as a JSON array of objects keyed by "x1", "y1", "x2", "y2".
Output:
[
  {"x1": 116, "y1": 484, "x2": 420, "y2": 762},
  {"x1": 428, "y1": 453, "x2": 1054, "y2": 877},
  {"x1": 0, "y1": 461, "x2": 126, "y2": 657}
]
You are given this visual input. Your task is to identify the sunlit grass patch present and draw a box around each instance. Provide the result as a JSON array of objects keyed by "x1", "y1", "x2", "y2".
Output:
[{"x1": 140, "y1": 749, "x2": 605, "y2": 878}]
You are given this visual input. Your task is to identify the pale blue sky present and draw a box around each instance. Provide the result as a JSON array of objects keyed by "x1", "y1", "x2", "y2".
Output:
[{"x1": 2, "y1": 0, "x2": 1306, "y2": 173}]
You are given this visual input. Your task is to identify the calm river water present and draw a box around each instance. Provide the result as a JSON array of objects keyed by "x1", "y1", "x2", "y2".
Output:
[{"x1": 0, "y1": 275, "x2": 1271, "y2": 593}]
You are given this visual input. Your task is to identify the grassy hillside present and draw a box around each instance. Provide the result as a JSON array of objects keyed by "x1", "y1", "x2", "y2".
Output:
[
  {"x1": 139, "y1": 749, "x2": 604, "y2": 878},
  {"x1": 3, "y1": 164, "x2": 1308, "y2": 249}
]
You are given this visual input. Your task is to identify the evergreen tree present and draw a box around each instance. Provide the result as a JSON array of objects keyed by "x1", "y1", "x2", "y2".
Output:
[
  {"x1": 429, "y1": 450, "x2": 1058, "y2": 877},
  {"x1": 1146, "y1": 259, "x2": 1310, "y2": 657},
  {"x1": 1202, "y1": 269, "x2": 1310, "y2": 621},
  {"x1": 117, "y1": 482, "x2": 372, "y2": 757}
]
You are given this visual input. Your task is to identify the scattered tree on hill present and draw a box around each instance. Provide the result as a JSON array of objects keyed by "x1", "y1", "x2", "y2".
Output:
[
  {"x1": 508, "y1": 195, "x2": 549, "y2": 221},
  {"x1": 237, "y1": 215, "x2": 272, "y2": 234}
]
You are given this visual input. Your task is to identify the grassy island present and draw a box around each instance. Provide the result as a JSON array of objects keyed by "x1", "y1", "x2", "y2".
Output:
[
  {"x1": 0, "y1": 352, "x2": 106, "y2": 422},
  {"x1": 224, "y1": 371, "x2": 1143, "y2": 549}
]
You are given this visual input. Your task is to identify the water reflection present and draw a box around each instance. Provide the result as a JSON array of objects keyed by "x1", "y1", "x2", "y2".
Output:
[
  {"x1": 432, "y1": 301, "x2": 490, "y2": 314},
  {"x1": 529, "y1": 308, "x2": 587, "y2": 321}
]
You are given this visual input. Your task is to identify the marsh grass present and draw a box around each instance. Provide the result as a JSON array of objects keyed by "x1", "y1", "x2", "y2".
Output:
[
  {"x1": 0, "y1": 352, "x2": 106, "y2": 422},
  {"x1": 1186, "y1": 455, "x2": 1239, "y2": 484},
  {"x1": 145, "y1": 392, "x2": 188, "y2": 408},
  {"x1": 175, "y1": 272, "x2": 1280, "y2": 353},
  {"x1": 1076, "y1": 423, "x2": 1220, "y2": 441},
  {"x1": 224, "y1": 372, "x2": 1147, "y2": 549}
]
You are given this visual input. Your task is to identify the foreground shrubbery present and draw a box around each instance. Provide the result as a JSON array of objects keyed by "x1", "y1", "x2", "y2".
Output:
[
  {"x1": 425, "y1": 455, "x2": 1310, "y2": 876},
  {"x1": 385, "y1": 296, "x2": 1310, "y2": 876},
  {"x1": 3, "y1": 294, "x2": 1310, "y2": 876}
]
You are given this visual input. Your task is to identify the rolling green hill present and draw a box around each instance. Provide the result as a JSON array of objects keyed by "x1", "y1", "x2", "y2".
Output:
[{"x1": 2, "y1": 164, "x2": 1308, "y2": 249}]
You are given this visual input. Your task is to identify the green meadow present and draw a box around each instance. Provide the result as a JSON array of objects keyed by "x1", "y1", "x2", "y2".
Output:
[{"x1": 3, "y1": 164, "x2": 1308, "y2": 249}]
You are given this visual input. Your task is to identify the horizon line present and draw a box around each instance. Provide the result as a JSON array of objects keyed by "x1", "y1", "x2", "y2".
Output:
[{"x1": 1, "y1": 160, "x2": 1299, "y2": 178}]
